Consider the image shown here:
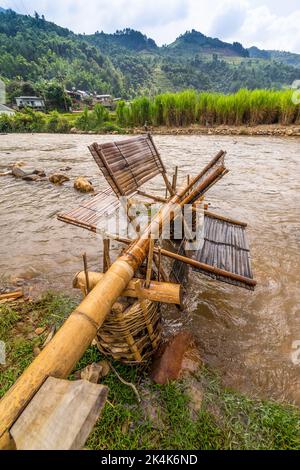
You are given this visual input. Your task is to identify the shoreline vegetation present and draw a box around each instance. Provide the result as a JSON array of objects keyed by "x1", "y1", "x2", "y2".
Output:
[
  {"x1": 1, "y1": 292, "x2": 299, "y2": 450},
  {"x1": 0, "y1": 89, "x2": 300, "y2": 137}
]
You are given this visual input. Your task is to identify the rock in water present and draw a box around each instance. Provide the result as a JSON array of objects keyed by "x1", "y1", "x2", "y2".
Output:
[
  {"x1": 9, "y1": 161, "x2": 26, "y2": 169},
  {"x1": 33, "y1": 169, "x2": 47, "y2": 178},
  {"x1": 74, "y1": 177, "x2": 94, "y2": 193},
  {"x1": 49, "y1": 174, "x2": 70, "y2": 185},
  {"x1": 150, "y1": 331, "x2": 197, "y2": 385},
  {"x1": 22, "y1": 174, "x2": 41, "y2": 182},
  {"x1": 12, "y1": 166, "x2": 45, "y2": 181},
  {"x1": 12, "y1": 167, "x2": 27, "y2": 178}
]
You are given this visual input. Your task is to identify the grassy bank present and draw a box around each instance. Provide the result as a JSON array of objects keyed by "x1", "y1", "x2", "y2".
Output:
[
  {"x1": 117, "y1": 89, "x2": 300, "y2": 127},
  {"x1": 0, "y1": 106, "x2": 123, "y2": 134},
  {"x1": 1, "y1": 293, "x2": 299, "y2": 450}
]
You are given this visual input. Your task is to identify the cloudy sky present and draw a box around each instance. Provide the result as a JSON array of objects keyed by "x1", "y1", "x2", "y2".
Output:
[{"x1": 1, "y1": 0, "x2": 300, "y2": 53}]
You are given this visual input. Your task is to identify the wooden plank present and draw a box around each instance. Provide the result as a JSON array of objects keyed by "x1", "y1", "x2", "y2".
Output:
[
  {"x1": 10, "y1": 377, "x2": 108, "y2": 450},
  {"x1": 0, "y1": 291, "x2": 23, "y2": 301}
]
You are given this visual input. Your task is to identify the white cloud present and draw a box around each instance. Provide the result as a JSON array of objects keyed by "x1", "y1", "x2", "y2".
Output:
[
  {"x1": 1, "y1": 0, "x2": 300, "y2": 52},
  {"x1": 239, "y1": 6, "x2": 300, "y2": 52},
  {"x1": 210, "y1": 0, "x2": 248, "y2": 39}
]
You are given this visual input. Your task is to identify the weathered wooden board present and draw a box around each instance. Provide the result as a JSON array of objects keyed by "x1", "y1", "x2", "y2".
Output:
[{"x1": 10, "y1": 377, "x2": 108, "y2": 450}]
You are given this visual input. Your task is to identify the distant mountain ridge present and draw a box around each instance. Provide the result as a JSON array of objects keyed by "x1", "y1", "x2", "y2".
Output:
[
  {"x1": 248, "y1": 46, "x2": 300, "y2": 69},
  {"x1": 0, "y1": 8, "x2": 300, "y2": 99},
  {"x1": 165, "y1": 30, "x2": 249, "y2": 57}
]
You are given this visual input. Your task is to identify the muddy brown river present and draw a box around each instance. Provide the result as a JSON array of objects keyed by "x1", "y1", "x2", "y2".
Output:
[{"x1": 0, "y1": 133, "x2": 299, "y2": 404}]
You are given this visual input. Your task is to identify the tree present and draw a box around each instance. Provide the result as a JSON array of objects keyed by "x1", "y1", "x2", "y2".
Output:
[{"x1": 43, "y1": 82, "x2": 71, "y2": 111}]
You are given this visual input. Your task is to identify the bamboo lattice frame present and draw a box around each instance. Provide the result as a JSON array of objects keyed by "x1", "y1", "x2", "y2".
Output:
[
  {"x1": 96, "y1": 300, "x2": 161, "y2": 364},
  {"x1": 89, "y1": 134, "x2": 169, "y2": 198}
]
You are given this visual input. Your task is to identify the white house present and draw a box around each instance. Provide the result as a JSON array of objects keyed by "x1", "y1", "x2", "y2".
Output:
[
  {"x1": 15, "y1": 96, "x2": 45, "y2": 111},
  {"x1": 0, "y1": 104, "x2": 15, "y2": 116}
]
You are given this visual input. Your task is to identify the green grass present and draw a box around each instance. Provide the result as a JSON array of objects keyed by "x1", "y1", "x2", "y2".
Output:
[
  {"x1": 85, "y1": 360, "x2": 300, "y2": 450},
  {"x1": 1, "y1": 292, "x2": 299, "y2": 450},
  {"x1": 116, "y1": 89, "x2": 300, "y2": 128},
  {"x1": 0, "y1": 292, "x2": 76, "y2": 398}
]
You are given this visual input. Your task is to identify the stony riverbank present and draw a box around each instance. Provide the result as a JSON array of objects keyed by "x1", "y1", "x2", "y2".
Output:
[
  {"x1": 68, "y1": 124, "x2": 300, "y2": 137},
  {"x1": 129, "y1": 124, "x2": 300, "y2": 137}
]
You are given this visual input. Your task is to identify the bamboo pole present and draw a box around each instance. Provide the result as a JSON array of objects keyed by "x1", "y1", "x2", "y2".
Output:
[
  {"x1": 204, "y1": 211, "x2": 248, "y2": 227},
  {"x1": 106, "y1": 236, "x2": 256, "y2": 288},
  {"x1": 73, "y1": 272, "x2": 182, "y2": 305},
  {"x1": 155, "y1": 248, "x2": 257, "y2": 288},
  {"x1": 136, "y1": 190, "x2": 167, "y2": 204}
]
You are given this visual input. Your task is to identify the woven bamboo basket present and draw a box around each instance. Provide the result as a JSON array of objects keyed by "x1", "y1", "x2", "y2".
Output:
[{"x1": 96, "y1": 299, "x2": 162, "y2": 364}]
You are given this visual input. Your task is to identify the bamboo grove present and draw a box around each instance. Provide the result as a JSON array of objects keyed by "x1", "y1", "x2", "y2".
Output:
[{"x1": 116, "y1": 89, "x2": 300, "y2": 127}]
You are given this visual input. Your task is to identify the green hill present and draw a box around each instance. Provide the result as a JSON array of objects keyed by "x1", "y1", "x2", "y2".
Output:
[
  {"x1": 0, "y1": 9, "x2": 299, "y2": 101},
  {"x1": 0, "y1": 10, "x2": 124, "y2": 96},
  {"x1": 165, "y1": 30, "x2": 249, "y2": 58},
  {"x1": 248, "y1": 46, "x2": 300, "y2": 69}
]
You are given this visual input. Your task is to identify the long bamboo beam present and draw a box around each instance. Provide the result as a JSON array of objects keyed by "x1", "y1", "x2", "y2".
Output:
[
  {"x1": 73, "y1": 272, "x2": 182, "y2": 305},
  {"x1": 156, "y1": 248, "x2": 257, "y2": 288}
]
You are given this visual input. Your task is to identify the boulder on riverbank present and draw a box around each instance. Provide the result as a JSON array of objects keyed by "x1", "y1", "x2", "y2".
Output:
[{"x1": 150, "y1": 331, "x2": 202, "y2": 385}]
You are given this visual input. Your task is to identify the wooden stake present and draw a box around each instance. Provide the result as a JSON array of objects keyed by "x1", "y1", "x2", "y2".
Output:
[
  {"x1": 145, "y1": 238, "x2": 155, "y2": 289},
  {"x1": 82, "y1": 253, "x2": 90, "y2": 295},
  {"x1": 153, "y1": 252, "x2": 168, "y2": 282},
  {"x1": 172, "y1": 166, "x2": 178, "y2": 192},
  {"x1": 103, "y1": 239, "x2": 111, "y2": 273},
  {"x1": 157, "y1": 247, "x2": 162, "y2": 282}
]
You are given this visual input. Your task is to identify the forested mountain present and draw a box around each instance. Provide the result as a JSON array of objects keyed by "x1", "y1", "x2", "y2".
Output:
[
  {"x1": 0, "y1": 9, "x2": 124, "y2": 98},
  {"x1": 248, "y1": 46, "x2": 300, "y2": 69},
  {"x1": 0, "y1": 9, "x2": 300, "y2": 102},
  {"x1": 165, "y1": 30, "x2": 249, "y2": 57}
]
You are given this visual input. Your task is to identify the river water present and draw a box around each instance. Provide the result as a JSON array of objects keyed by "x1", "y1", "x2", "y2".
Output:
[{"x1": 0, "y1": 133, "x2": 299, "y2": 404}]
